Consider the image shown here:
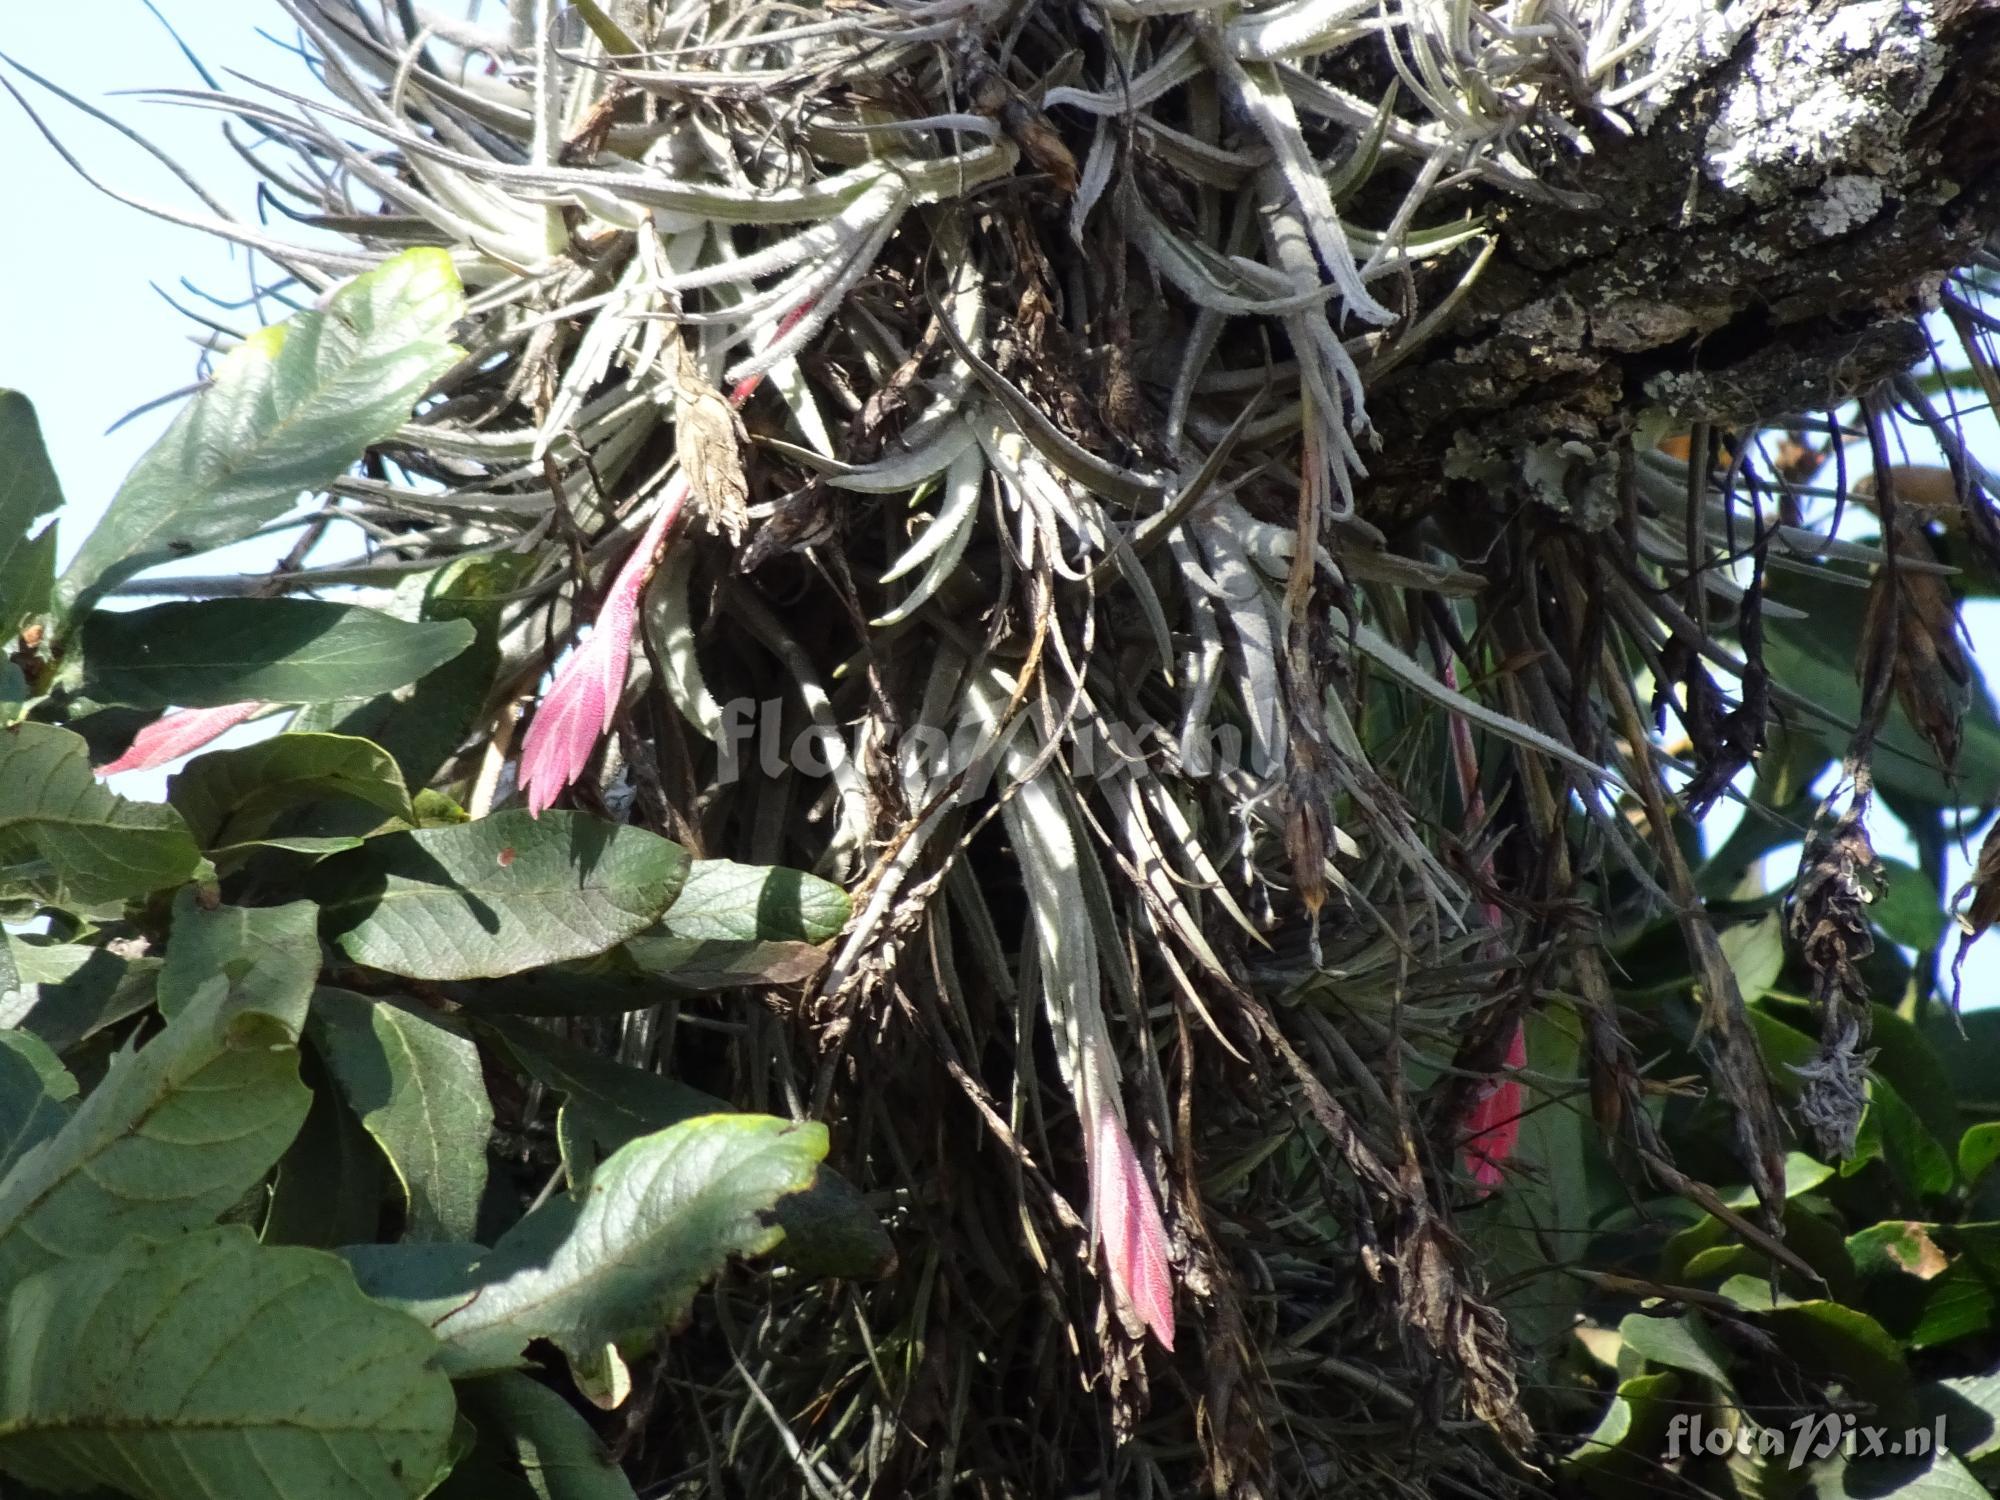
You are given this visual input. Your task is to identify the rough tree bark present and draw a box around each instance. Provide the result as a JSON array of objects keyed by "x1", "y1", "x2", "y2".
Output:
[{"x1": 1364, "y1": 0, "x2": 2000, "y2": 522}]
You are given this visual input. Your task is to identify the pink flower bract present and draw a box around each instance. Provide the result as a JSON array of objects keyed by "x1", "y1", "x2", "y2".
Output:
[
  {"x1": 1093, "y1": 1101, "x2": 1175, "y2": 1350},
  {"x1": 95, "y1": 701, "x2": 263, "y2": 777},
  {"x1": 1463, "y1": 1021, "x2": 1527, "y2": 1193},
  {"x1": 515, "y1": 300, "x2": 817, "y2": 817},
  {"x1": 518, "y1": 478, "x2": 686, "y2": 817}
]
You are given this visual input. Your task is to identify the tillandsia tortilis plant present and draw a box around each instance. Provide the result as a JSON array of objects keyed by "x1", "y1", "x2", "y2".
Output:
[{"x1": 13, "y1": 0, "x2": 2000, "y2": 1494}]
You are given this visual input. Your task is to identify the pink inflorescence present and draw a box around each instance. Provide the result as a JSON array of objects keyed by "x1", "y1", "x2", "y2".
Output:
[{"x1": 516, "y1": 304, "x2": 812, "y2": 817}]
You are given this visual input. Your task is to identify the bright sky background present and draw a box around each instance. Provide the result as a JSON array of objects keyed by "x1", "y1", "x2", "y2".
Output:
[{"x1": 4, "y1": 3, "x2": 1999, "y2": 1007}]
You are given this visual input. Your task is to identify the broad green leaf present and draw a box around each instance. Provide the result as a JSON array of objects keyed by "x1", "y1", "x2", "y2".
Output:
[
  {"x1": 313, "y1": 810, "x2": 691, "y2": 980},
  {"x1": 55, "y1": 249, "x2": 464, "y2": 612},
  {"x1": 1563, "y1": 1371, "x2": 1681, "y2": 1492},
  {"x1": 214, "y1": 834, "x2": 367, "y2": 860},
  {"x1": 0, "y1": 722, "x2": 202, "y2": 906},
  {"x1": 1922, "y1": 1010, "x2": 2000, "y2": 1115},
  {"x1": 1808, "y1": 1449, "x2": 1989, "y2": 1499},
  {"x1": 0, "y1": 936, "x2": 157, "y2": 1055},
  {"x1": 433, "y1": 1373, "x2": 639, "y2": 1500},
  {"x1": 0, "y1": 528, "x2": 54, "y2": 644},
  {"x1": 0, "y1": 1032, "x2": 74, "y2": 1178},
  {"x1": 481, "y1": 1015, "x2": 722, "y2": 1182},
  {"x1": 0, "y1": 391, "x2": 61, "y2": 638},
  {"x1": 655, "y1": 860, "x2": 849, "y2": 943},
  {"x1": 481, "y1": 1017, "x2": 889, "y2": 1278},
  {"x1": 1905, "y1": 1225, "x2": 2000, "y2": 1351},
  {"x1": 1722, "y1": 1282, "x2": 1917, "y2": 1426},
  {"x1": 156, "y1": 892, "x2": 322, "y2": 1024},
  {"x1": 1620, "y1": 1311, "x2": 1737, "y2": 1394},
  {"x1": 0, "y1": 967, "x2": 309, "y2": 1288},
  {"x1": 1923, "y1": 1372, "x2": 2000, "y2": 1465},
  {"x1": 310, "y1": 988, "x2": 492, "y2": 1243},
  {"x1": 1721, "y1": 914, "x2": 1785, "y2": 1005},
  {"x1": 170, "y1": 731, "x2": 414, "y2": 851},
  {"x1": 264, "y1": 1044, "x2": 389, "y2": 1250},
  {"x1": 349, "y1": 1113, "x2": 825, "y2": 1378},
  {"x1": 1961, "y1": 1122, "x2": 2000, "y2": 1188},
  {"x1": 1849, "y1": 1221, "x2": 1952, "y2": 1282},
  {"x1": 0, "y1": 1226, "x2": 454, "y2": 1500},
  {"x1": 290, "y1": 552, "x2": 539, "y2": 820},
  {"x1": 82, "y1": 599, "x2": 474, "y2": 709},
  {"x1": 625, "y1": 856, "x2": 849, "y2": 989},
  {"x1": 1851, "y1": 1078, "x2": 1957, "y2": 1204},
  {"x1": 1874, "y1": 857, "x2": 1949, "y2": 953}
]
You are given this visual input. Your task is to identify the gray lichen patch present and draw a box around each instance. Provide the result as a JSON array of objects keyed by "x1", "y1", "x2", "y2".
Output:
[
  {"x1": 1806, "y1": 174, "x2": 1888, "y2": 238},
  {"x1": 1701, "y1": 0, "x2": 1947, "y2": 202}
]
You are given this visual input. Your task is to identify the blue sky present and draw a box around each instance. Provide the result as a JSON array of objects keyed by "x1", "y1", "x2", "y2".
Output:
[{"x1": 4, "y1": 3, "x2": 1997, "y2": 1010}]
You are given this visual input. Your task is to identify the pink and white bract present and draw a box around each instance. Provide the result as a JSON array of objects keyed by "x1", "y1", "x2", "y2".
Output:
[
  {"x1": 1093, "y1": 1101, "x2": 1176, "y2": 1350},
  {"x1": 94, "y1": 701, "x2": 263, "y2": 777},
  {"x1": 517, "y1": 479, "x2": 687, "y2": 817},
  {"x1": 516, "y1": 305, "x2": 811, "y2": 818}
]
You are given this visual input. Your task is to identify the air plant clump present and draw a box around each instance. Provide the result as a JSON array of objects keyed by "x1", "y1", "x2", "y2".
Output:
[{"x1": 29, "y1": 0, "x2": 2000, "y2": 1492}]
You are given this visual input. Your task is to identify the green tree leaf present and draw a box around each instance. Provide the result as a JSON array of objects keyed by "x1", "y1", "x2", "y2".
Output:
[
  {"x1": 55, "y1": 249, "x2": 464, "y2": 613},
  {"x1": 1961, "y1": 1123, "x2": 2000, "y2": 1189},
  {"x1": 347, "y1": 1113, "x2": 825, "y2": 1379},
  {"x1": 433, "y1": 1373, "x2": 639, "y2": 1500},
  {"x1": 289, "y1": 552, "x2": 538, "y2": 814},
  {"x1": 1563, "y1": 1371, "x2": 1681, "y2": 1493},
  {"x1": 0, "y1": 1225, "x2": 455, "y2": 1500},
  {"x1": 82, "y1": 599, "x2": 474, "y2": 709},
  {"x1": 1922, "y1": 1372, "x2": 2000, "y2": 1466},
  {"x1": 624, "y1": 858, "x2": 850, "y2": 990},
  {"x1": 156, "y1": 892, "x2": 323, "y2": 1024},
  {"x1": 1722, "y1": 1280, "x2": 1917, "y2": 1427},
  {"x1": 1620, "y1": 1311, "x2": 1737, "y2": 1395},
  {"x1": 170, "y1": 731, "x2": 415, "y2": 851},
  {"x1": 0, "y1": 1032, "x2": 75, "y2": 1179},
  {"x1": 478, "y1": 1017, "x2": 888, "y2": 1277},
  {"x1": 1874, "y1": 857, "x2": 1950, "y2": 954},
  {"x1": 0, "y1": 936, "x2": 158, "y2": 1056},
  {"x1": 312, "y1": 810, "x2": 690, "y2": 980},
  {"x1": 1807, "y1": 1449, "x2": 1990, "y2": 1498},
  {"x1": 309, "y1": 988, "x2": 492, "y2": 1243},
  {"x1": 0, "y1": 722, "x2": 202, "y2": 907},
  {"x1": 479, "y1": 1014, "x2": 722, "y2": 1181},
  {"x1": 0, "y1": 391, "x2": 61, "y2": 639},
  {"x1": 264, "y1": 1043, "x2": 389, "y2": 1250},
  {"x1": 0, "y1": 959, "x2": 309, "y2": 1289}
]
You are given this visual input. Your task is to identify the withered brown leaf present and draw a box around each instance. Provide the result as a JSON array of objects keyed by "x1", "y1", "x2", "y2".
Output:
[{"x1": 671, "y1": 335, "x2": 751, "y2": 543}]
